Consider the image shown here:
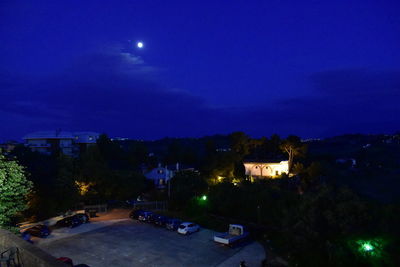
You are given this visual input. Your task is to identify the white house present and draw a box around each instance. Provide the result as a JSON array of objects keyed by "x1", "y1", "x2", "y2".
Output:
[
  {"x1": 23, "y1": 131, "x2": 99, "y2": 157},
  {"x1": 243, "y1": 161, "x2": 289, "y2": 178}
]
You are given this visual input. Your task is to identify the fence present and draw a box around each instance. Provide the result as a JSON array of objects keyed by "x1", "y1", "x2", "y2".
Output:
[{"x1": 83, "y1": 204, "x2": 108, "y2": 213}]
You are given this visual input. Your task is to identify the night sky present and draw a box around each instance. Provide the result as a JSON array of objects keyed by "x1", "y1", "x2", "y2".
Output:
[{"x1": 1, "y1": 0, "x2": 399, "y2": 142}]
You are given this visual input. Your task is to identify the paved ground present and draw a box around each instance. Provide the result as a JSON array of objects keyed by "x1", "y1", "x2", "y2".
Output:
[
  {"x1": 38, "y1": 219, "x2": 265, "y2": 267},
  {"x1": 33, "y1": 219, "x2": 128, "y2": 245}
]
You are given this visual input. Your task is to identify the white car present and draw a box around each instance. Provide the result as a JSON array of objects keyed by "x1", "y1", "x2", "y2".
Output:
[{"x1": 177, "y1": 222, "x2": 200, "y2": 235}]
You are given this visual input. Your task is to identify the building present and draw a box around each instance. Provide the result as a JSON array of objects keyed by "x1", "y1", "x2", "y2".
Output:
[
  {"x1": 144, "y1": 163, "x2": 195, "y2": 188},
  {"x1": 243, "y1": 160, "x2": 289, "y2": 178},
  {"x1": 0, "y1": 140, "x2": 20, "y2": 154},
  {"x1": 23, "y1": 131, "x2": 100, "y2": 157}
]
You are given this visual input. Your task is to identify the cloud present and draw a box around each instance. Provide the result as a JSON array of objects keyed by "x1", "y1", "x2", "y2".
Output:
[
  {"x1": 1, "y1": 48, "x2": 399, "y2": 141},
  {"x1": 0, "y1": 47, "x2": 237, "y2": 139},
  {"x1": 268, "y1": 69, "x2": 400, "y2": 136}
]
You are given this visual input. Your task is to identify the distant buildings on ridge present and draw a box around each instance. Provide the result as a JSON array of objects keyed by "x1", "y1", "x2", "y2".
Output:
[{"x1": 22, "y1": 131, "x2": 100, "y2": 157}]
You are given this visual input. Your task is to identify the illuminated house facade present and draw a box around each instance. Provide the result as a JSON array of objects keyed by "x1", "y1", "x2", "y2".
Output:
[
  {"x1": 144, "y1": 163, "x2": 195, "y2": 188},
  {"x1": 23, "y1": 131, "x2": 99, "y2": 157},
  {"x1": 144, "y1": 164, "x2": 175, "y2": 189},
  {"x1": 243, "y1": 161, "x2": 289, "y2": 178}
]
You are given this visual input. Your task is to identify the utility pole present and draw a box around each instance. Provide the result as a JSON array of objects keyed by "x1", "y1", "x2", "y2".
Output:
[{"x1": 168, "y1": 179, "x2": 171, "y2": 199}]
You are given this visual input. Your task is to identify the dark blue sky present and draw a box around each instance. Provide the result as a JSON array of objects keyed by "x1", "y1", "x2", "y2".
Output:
[{"x1": 1, "y1": 0, "x2": 399, "y2": 141}]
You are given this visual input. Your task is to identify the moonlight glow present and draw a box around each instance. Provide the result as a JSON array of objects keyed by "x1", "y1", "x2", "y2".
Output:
[{"x1": 137, "y1": 42, "x2": 144, "y2": 48}]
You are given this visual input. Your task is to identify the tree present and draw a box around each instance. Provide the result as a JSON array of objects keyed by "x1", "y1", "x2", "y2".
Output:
[
  {"x1": 280, "y1": 135, "x2": 307, "y2": 173},
  {"x1": 230, "y1": 132, "x2": 251, "y2": 157},
  {"x1": 0, "y1": 154, "x2": 33, "y2": 230},
  {"x1": 97, "y1": 134, "x2": 129, "y2": 169},
  {"x1": 76, "y1": 145, "x2": 110, "y2": 202},
  {"x1": 53, "y1": 155, "x2": 79, "y2": 211},
  {"x1": 128, "y1": 142, "x2": 149, "y2": 168},
  {"x1": 170, "y1": 171, "x2": 208, "y2": 209}
]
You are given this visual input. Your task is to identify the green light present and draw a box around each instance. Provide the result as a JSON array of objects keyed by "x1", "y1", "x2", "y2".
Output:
[
  {"x1": 362, "y1": 243, "x2": 374, "y2": 252},
  {"x1": 353, "y1": 238, "x2": 386, "y2": 258},
  {"x1": 201, "y1": 195, "x2": 207, "y2": 201}
]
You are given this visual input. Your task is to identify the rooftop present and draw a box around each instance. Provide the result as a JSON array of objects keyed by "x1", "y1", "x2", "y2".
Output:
[{"x1": 23, "y1": 131, "x2": 100, "y2": 142}]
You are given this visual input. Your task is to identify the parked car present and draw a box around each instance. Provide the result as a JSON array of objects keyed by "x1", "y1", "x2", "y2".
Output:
[
  {"x1": 147, "y1": 213, "x2": 160, "y2": 224},
  {"x1": 177, "y1": 222, "x2": 200, "y2": 235},
  {"x1": 138, "y1": 211, "x2": 153, "y2": 222},
  {"x1": 73, "y1": 213, "x2": 90, "y2": 224},
  {"x1": 153, "y1": 215, "x2": 169, "y2": 226},
  {"x1": 24, "y1": 224, "x2": 51, "y2": 238},
  {"x1": 129, "y1": 209, "x2": 145, "y2": 220},
  {"x1": 55, "y1": 216, "x2": 82, "y2": 228},
  {"x1": 166, "y1": 219, "x2": 182, "y2": 231}
]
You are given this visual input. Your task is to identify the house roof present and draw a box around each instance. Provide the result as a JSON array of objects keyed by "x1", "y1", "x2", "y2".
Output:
[
  {"x1": 243, "y1": 159, "x2": 286, "y2": 164},
  {"x1": 23, "y1": 131, "x2": 74, "y2": 140}
]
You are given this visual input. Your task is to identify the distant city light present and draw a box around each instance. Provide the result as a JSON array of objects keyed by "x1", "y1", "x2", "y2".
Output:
[{"x1": 137, "y1": 42, "x2": 144, "y2": 48}]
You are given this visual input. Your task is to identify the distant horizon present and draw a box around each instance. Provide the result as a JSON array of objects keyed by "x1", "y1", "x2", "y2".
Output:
[{"x1": 1, "y1": 129, "x2": 399, "y2": 144}]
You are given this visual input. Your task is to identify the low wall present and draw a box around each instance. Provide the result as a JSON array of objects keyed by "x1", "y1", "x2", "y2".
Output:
[{"x1": 0, "y1": 228, "x2": 66, "y2": 267}]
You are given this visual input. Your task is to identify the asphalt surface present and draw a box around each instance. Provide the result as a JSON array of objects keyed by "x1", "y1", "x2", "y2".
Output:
[{"x1": 38, "y1": 219, "x2": 260, "y2": 267}]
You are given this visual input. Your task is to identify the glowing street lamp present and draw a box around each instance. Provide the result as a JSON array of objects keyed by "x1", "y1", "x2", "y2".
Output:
[
  {"x1": 361, "y1": 242, "x2": 374, "y2": 252},
  {"x1": 353, "y1": 238, "x2": 385, "y2": 258},
  {"x1": 201, "y1": 195, "x2": 207, "y2": 201}
]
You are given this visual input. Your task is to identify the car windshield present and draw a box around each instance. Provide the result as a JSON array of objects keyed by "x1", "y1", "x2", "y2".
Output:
[{"x1": 178, "y1": 225, "x2": 186, "y2": 229}]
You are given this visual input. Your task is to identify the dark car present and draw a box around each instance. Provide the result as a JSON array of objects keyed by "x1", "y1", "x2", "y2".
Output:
[
  {"x1": 154, "y1": 215, "x2": 169, "y2": 227},
  {"x1": 138, "y1": 211, "x2": 153, "y2": 222},
  {"x1": 73, "y1": 213, "x2": 90, "y2": 224},
  {"x1": 129, "y1": 209, "x2": 145, "y2": 220},
  {"x1": 147, "y1": 213, "x2": 159, "y2": 224},
  {"x1": 24, "y1": 224, "x2": 51, "y2": 238},
  {"x1": 55, "y1": 216, "x2": 82, "y2": 228},
  {"x1": 166, "y1": 218, "x2": 182, "y2": 231}
]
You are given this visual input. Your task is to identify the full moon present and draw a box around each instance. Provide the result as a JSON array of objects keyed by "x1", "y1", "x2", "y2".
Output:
[{"x1": 137, "y1": 42, "x2": 144, "y2": 48}]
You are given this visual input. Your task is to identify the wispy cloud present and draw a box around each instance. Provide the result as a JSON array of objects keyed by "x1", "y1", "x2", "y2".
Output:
[{"x1": 1, "y1": 47, "x2": 399, "y2": 141}]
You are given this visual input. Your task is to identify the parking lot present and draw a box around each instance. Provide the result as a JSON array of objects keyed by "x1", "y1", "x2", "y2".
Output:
[{"x1": 37, "y1": 218, "x2": 265, "y2": 267}]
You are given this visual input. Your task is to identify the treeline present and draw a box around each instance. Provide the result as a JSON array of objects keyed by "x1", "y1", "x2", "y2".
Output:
[{"x1": 8, "y1": 132, "x2": 303, "y2": 219}]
